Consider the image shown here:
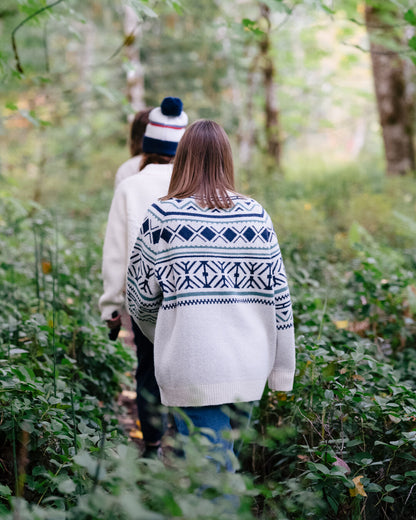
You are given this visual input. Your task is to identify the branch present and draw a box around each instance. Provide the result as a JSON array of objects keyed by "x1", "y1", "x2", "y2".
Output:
[
  {"x1": 11, "y1": 0, "x2": 66, "y2": 74},
  {"x1": 105, "y1": 24, "x2": 140, "y2": 62}
]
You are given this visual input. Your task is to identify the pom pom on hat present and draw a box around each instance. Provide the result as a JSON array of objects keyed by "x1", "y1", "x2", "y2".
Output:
[
  {"x1": 161, "y1": 97, "x2": 183, "y2": 117},
  {"x1": 142, "y1": 96, "x2": 188, "y2": 157}
]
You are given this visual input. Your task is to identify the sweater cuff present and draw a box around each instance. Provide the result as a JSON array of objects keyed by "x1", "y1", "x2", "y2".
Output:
[
  {"x1": 268, "y1": 369, "x2": 295, "y2": 392},
  {"x1": 100, "y1": 304, "x2": 123, "y2": 321}
]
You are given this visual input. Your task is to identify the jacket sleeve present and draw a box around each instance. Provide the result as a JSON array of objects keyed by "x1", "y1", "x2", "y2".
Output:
[
  {"x1": 98, "y1": 186, "x2": 129, "y2": 320},
  {"x1": 265, "y1": 213, "x2": 296, "y2": 392},
  {"x1": 126, "y1": 211, "x2": 162, "y2": 343}
]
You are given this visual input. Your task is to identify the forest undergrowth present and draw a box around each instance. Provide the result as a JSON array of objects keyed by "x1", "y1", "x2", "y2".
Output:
[{"x1": 1, "y1": 167, "x2": 416, "y2": 519}]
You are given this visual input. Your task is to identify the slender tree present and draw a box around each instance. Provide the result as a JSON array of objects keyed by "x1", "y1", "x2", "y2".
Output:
[
  {"x1": 259, "y1": 2, "x2": 282, "y2": 170},
  {"x1": 123, "y1": 5, "x2": 145, "y2": 116},
  {"x1": 365, "y1": 2, "x2": 415, "y2": 175}
]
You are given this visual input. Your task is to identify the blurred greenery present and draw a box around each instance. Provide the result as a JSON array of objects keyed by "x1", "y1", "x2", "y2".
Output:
[{"x1": 1, "y1": 0, "x2": 416, "y2": 518}]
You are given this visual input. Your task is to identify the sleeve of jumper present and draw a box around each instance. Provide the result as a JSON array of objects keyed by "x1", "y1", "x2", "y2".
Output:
[
  {"x1": 98, "y1": 186, "x2": 129, "y2": 320},
  {"x1": 126, "y1": 211, "x2": 162, "y2": 343},
  {"x1": 266, "y1": 215, "x2": 296, "y2": 392}
]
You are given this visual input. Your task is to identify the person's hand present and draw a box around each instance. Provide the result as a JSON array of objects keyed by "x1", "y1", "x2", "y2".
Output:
[{"x1": 106, "y1": 311, "x2": 121, "y2": 341}]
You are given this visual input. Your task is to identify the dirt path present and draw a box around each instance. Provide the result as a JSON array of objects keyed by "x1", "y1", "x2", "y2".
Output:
[{"x1": 115, "y1": 314, "x2": 145, "y2": 452}]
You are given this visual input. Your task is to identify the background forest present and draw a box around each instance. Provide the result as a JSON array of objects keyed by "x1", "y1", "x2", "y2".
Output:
[{"x1": 1, "y1": 0, "x2": 416, "y2": 519}]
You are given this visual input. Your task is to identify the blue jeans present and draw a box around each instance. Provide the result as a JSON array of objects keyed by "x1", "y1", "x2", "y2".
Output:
[{"x1": 174, "y1": 404, "x2": 252, "y2": 472}]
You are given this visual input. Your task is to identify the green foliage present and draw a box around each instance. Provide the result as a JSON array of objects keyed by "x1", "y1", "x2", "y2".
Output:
[
  {"x1": 1, "y1": 1, "x2": 416, "y2": 518},
  {"x1": 251, "y1": 242, "x2": 416, "y2": 518},
  {"x1": 0, "y1": 194, "x2": 134, "y2": 512}
]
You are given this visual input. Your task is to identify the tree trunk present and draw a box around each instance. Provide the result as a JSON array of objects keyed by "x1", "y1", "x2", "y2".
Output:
[
  {"x1": 259, "y1": 3, "x2": 282, "y2": 171},
  {"x1": 238, "y1": 56, "x2": 258, "y2": 166},
  {"x1": 123, "y1": 5, "x2": 145, "y2": 118},
  {"x1": 365, "y1": 5, "x2": 415, "y2": 175}
]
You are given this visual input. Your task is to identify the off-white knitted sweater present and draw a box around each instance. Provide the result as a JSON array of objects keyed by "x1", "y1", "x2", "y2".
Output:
[
  {"x1": 126, "y1": 196, "x2": 296, "y2": 407},
  {"x1": 114, "y1": 155, "x2": 143, "y2": 188},
  {"x1": 99, "y1": 163, "x2": 173, "y2": 321}
]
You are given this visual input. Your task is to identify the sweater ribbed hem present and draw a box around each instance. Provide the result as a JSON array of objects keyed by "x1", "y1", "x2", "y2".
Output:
[
  {"x1": 267, "y1": 369, "x2": 295, "y2": 392},
  {"x1": 159, "y1": 379, "x2": 266, "y2": 407}
]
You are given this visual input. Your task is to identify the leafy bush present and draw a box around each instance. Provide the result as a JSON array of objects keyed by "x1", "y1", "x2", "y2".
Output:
[{"x1": 1, "y1": 168, "x2": 416, "y2": 519}]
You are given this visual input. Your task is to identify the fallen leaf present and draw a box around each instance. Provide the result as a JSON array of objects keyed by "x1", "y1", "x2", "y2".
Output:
[
  {"x1": 350, "y1": 475, "x2": 367, "y2": 497},
  {"x1": 41, "y1": 260, "x2": 52, "y2": 274},
  {"x1": 333, "y1": 456, "x2": 351, "y2": 474},
  {"x1": 121, "y1": 390, "x2": 137, "y2": 400},
  {"x1": 334, "y1": 320, "x2": 348, "y2": 330}
]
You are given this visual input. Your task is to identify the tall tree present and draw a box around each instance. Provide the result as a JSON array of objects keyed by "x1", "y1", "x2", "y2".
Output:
[
  {"x1": 365, "y1": 2, "x2": 415, "y2": 175},
  {"x1": 259, "y1": 2, "x2": 282, "y2": 170},
  {"x1": 123, "y1": 5, "x2": 145, "y2": 116}
]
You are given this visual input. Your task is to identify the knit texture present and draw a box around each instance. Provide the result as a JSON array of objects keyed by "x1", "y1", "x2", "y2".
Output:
[
  {"x1": 127, "y1": 196, "x2": 296, "y2": 407},
  {"x1": 99, "y1": 163, "x2": 173, "y2": 320},
  {"x1": 142, "y1": 98, "x2": 188, "y2": 156},
  {"x1": 114, "y1": 155, "x2": 142, "y2": 188}
]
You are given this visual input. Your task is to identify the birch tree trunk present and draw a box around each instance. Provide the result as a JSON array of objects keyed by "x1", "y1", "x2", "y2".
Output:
[
  {"x1": 365, "y1": 5, "x2": 415, "y2": 175},
  {"x1": 238, "y1": 56, "x2": 258, "y2": 166},
  {"x1": 123, "y1": 5, "x2": 145, "y2": 118}
]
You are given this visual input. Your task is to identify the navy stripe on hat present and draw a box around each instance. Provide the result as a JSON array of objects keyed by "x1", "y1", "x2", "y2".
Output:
[{"x1": 142, "y1": 136, "x2": 179, "y2": 156}]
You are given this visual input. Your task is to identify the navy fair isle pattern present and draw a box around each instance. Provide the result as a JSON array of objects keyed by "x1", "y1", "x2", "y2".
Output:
[{"x1": 127, "y1": 196, "x2": 293, "y2": 330}]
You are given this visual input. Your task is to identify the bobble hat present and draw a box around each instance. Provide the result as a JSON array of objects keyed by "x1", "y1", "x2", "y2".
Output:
[{"x1": 142, "y1": 97, "x2": 188, "y2": 156}]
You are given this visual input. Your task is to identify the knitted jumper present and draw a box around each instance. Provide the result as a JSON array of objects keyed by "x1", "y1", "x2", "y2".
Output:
[
  {"x1": 99, "y1": 163, "x2": 173, "y2": 321},
  {"x1": 114, "y1": 155, "x2": 142, "y2": 188},
  {"x1": 126, "y1": 196, "x2": 296, "y2": 407}
]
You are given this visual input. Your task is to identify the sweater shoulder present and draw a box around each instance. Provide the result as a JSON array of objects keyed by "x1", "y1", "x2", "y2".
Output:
[
  {"x1": 117, "y1": 163, "x2": 172, "y2": 191},
  {"x1": 147, "y1": 196, "x2": 267, "y2": 220}
]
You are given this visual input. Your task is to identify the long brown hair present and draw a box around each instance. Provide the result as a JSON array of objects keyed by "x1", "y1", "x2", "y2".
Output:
[
  {"x1": 161, "y1": 119, "x2": 236, "y2": 209},
  {"x1": 129, "y1": 108, "x2": 152, "y2": 157}
]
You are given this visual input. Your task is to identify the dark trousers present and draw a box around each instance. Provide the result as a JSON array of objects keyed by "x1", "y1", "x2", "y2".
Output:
[{"x1": 131, "y1": 318, "x2": 163, "y2": 444}]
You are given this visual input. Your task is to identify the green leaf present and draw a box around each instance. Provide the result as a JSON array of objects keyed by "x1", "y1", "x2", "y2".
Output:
[
  {"x1": 242, "y1": 18, "x2": 264, "y2": 36},
  {"x1": 346, "y1": 439, "x2": 362, "y2": 447},
  {"x1": 18, "y1": 109, "x2": 40, "y2": 127},
  {"x1": 409, "y1": 36, "x2": 416, "y2": 52},
  {"x1": 366, "y1": 483, "x2": 382, "y2": 493},
  {"x1": 5, "y1": 102, "x2": 18, "y2": 111},
  {"x1": 320, "y1": 3, "x2": 335, "y2": 15},
  {"x1": 310, "y1": 462, "x2": 330, "y2": 475},
  {"x1": 404, "y1": 9, "x2": 416, "y2": 26},
  {"x1": 0, "y1": 484, "x2": 12, "y2": 497},
  {"x1": 382, "y1": 495, "x2": 395, "y2": 503},
  {"x1": 327, "y1": 494, "x2": 338, "y2": 513},
  {"x1": 58, "y1": 479, "x2": 76, "y2": 494}
]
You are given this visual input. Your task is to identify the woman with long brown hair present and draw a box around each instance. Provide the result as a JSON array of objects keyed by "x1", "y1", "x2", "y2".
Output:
[{"x1": 127, "y1": 119, "x2": 295, "y2": 468}]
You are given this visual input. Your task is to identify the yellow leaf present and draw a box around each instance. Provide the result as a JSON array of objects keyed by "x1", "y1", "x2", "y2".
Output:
[
  {"x1": 357, "y1": 3, "x2": 365, "y2": 15},
  {"x1": 304, "y1": 202, "x2": 312, "y2": 211},
  {"x1": 129, "y1": 429, "x2": 143, "y2": 440},
  {"x1": 121, "y1": 390, "x2": 137, "y2": 400},
  {"x1": 41, "y1": 260, "x2": 52, "y2": 274},
  {"x1": 334, "y1": 320, "x2": 349, "y2": 330},
  {"x1": 350, "y1": 475, "x2": 367, "y2": 497}
]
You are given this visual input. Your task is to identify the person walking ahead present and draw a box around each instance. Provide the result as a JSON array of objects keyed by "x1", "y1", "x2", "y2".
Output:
[
  {"x1": 99, "y1": 97, "x2": 188, "y2": 456},
  {"x1": 126, "y1": 120, "x2": 295, "y2": 464}
]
